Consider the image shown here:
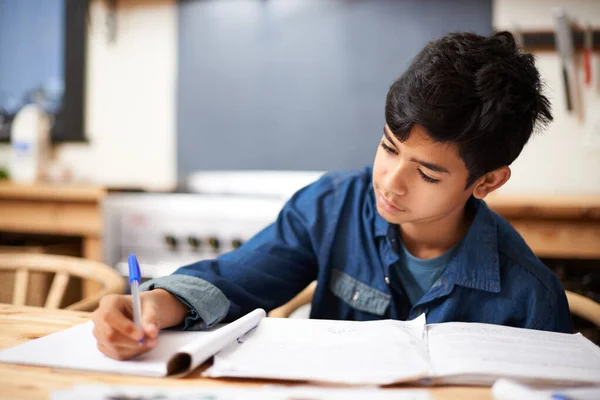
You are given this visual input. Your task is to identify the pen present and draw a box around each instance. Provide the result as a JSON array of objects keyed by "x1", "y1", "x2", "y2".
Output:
[
  {"x1": 492, "y1": 379, "x2": 580, "y2": 400},
  {"x1": 128, "y1": 253, "x2": 143, "y2": 343}
]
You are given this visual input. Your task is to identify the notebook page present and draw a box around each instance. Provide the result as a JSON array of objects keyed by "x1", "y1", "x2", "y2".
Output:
[
  {"x1": 0, "y1": 321, "x2": 210, "y2": 377},
  {"x1": 426, "y1": 322, "x2": 600, "y2": 385},
  {"x1": 205, "y1": 313, "x2": 429, "y2": 385}
]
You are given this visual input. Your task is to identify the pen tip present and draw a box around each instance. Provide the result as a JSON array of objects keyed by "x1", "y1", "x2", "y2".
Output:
[{"x1": 128, "y1": 254, "x2": 141, "y2": 282}]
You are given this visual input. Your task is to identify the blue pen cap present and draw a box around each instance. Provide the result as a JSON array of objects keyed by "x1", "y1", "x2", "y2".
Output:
[{"x1": 128, "y1": 254, "x2": 141, "y2": 283}]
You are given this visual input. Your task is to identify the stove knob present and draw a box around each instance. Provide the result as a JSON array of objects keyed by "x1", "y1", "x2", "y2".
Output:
[
  {"x1": 231, "y1": 238, "x2": 243, "y2": 249},
  {"x1": 208, "y1": 237, "x2": 220, "y2": 252},
  {"x1": 164, "y1": 234, "x2": 178, "y2": 250},
  {"x1": 187, "y1": 236, "x2": 202, "y2": 250}
]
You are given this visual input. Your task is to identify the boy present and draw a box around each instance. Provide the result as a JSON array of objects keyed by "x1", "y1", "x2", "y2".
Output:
[{"x1": 92, "y1": 31, "x2": 572, "y2": 361}]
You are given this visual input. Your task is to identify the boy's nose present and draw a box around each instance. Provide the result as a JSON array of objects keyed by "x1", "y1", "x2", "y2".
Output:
[{"x1": 383, "y1": 165, "x2": 408, "y2": 196}]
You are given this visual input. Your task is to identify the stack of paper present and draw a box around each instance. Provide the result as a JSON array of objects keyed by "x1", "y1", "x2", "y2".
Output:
[{"x1": 51, "y1": 384, "x2": 431, "y2": 400}]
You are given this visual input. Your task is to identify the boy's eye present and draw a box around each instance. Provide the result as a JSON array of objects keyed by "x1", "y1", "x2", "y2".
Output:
[
  {"x1": 380, "y1": 141, "x2": 440, "y2": 184},
  {"x1": 380, "y1": 141, "x2": 397, "y2": 155},
  {"x1": 418, "y1": 169, "x2": 440, "y2": 184}
]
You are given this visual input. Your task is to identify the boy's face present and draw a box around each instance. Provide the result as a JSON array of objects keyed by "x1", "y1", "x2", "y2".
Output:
[{"x1": 372, "y1": 124, "x2": 475, "y2": 226}]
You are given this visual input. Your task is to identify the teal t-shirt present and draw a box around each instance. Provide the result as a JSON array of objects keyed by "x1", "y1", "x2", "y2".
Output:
[{"x1": 394, "y1": 240, "x2": 457, "y2": 306}]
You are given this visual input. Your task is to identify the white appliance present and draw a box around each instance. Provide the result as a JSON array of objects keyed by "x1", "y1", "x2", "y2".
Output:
[
  {"x1": 10, "y1": 104, "x2": 50, "y2": 183},
  {"x1": 103, "y1": 171, "x2": 324, "y2": 278}
]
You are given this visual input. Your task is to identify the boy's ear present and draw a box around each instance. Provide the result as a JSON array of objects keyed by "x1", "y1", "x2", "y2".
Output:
[{"x1": 472, "y1": 166, "x2": 511, "y2": 200}]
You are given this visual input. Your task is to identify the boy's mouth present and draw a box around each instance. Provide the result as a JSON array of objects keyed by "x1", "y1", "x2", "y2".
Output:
[{"x1": 377, "y1": 192, "x2": 406, "y2": 214}]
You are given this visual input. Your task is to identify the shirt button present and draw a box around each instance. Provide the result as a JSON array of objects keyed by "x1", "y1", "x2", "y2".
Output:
[
  {"x1": 384, "y1": 276, "x2": 390, "y2": 285},
  {"x1": 352, "y1": 291, "x2": 360, "y2": 301}
]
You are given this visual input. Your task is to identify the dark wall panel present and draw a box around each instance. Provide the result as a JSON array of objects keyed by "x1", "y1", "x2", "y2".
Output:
[{"x1": 177, "y1": 0, "x2": 492, "y2": 176}]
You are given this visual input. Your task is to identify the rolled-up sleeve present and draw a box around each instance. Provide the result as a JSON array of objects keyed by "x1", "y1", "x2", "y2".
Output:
[{"x1": 139, "y1": 274, "x2": 229, "y2": 330}]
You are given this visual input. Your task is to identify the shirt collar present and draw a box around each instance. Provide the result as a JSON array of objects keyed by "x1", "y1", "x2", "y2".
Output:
[
  {"x1": 450, "y1": 197, "x2": 501, "y2": 293},
  {"x1": 374, "y1": 211, "x2": 389, "y2": 238},
  {"x1": 370, "y1": 183, "x2": 389, "y2": 238},
  {"x1": 373, "y1": 196, "x2": 501, "y2": 293}
]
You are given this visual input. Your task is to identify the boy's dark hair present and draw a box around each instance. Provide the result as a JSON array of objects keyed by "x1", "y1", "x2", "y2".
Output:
[{"x1": 385, "y1": 31, "x2": 552, "y2": 188}]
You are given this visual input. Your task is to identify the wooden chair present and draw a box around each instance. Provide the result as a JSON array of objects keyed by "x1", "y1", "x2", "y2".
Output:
[
  {"x1": 0, "y1": 253, "x2": 125, "y2": 311},
  {"x1": 268, "y1": 281, "x2": 316, "y2": 318},
  {"x1": 566, "y1": 290, "x2": 600, "y2": 328}
]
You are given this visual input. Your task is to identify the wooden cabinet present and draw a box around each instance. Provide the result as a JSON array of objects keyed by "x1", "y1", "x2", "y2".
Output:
[
  {"x1": 0, "y1": 181, "x2": 106, "y2": 297},
  {"x1": 485, "y1": 194, "x2": 600, "y2": 259}
]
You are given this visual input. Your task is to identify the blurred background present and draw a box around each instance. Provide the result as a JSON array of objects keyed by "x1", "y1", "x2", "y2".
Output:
[
  {"x1": 0, "y1": 0, "x2": 598, "y2": 190},
  {"x1": 0, "y1": 0, "x2": 599, "y2": 341}
]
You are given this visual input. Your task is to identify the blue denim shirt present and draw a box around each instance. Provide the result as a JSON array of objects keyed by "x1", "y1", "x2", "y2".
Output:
[{"x1": 141, "y1": 167, "x2": 573, "y2": 333}]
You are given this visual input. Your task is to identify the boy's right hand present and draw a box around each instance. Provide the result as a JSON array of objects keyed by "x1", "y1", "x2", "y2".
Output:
[{"x1": 91, "y1": 292, "x2": 161, "y2": 360}]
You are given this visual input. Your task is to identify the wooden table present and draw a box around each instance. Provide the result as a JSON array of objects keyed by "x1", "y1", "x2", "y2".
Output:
[
  {"x1": 0, "y1": 181, "x2": 106, "y2": 297},
  {"x1": 0, "y1": 304, "x2": 492, "y2": 400}
]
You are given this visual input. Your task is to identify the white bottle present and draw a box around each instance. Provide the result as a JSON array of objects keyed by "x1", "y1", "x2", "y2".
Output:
[{"x1": 9, "y1": 104, "x2": 50, "y2": 183}]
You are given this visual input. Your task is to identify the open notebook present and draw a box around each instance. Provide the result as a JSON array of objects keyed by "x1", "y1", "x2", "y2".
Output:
[{"x1": 1, "y1": 308, "x2": 599, "y2": 386}]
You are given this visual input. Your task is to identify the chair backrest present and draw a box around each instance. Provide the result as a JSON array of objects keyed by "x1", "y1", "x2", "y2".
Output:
[
  {"x1": 566, "y1": 290, "x2": 600, "y2": 328},
  {"x1": 0, "y1": 253, "x2": 125, "y2": 311},
  {"x1": 268, "y1": 281, "x2": 316, "y2": 318}
]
